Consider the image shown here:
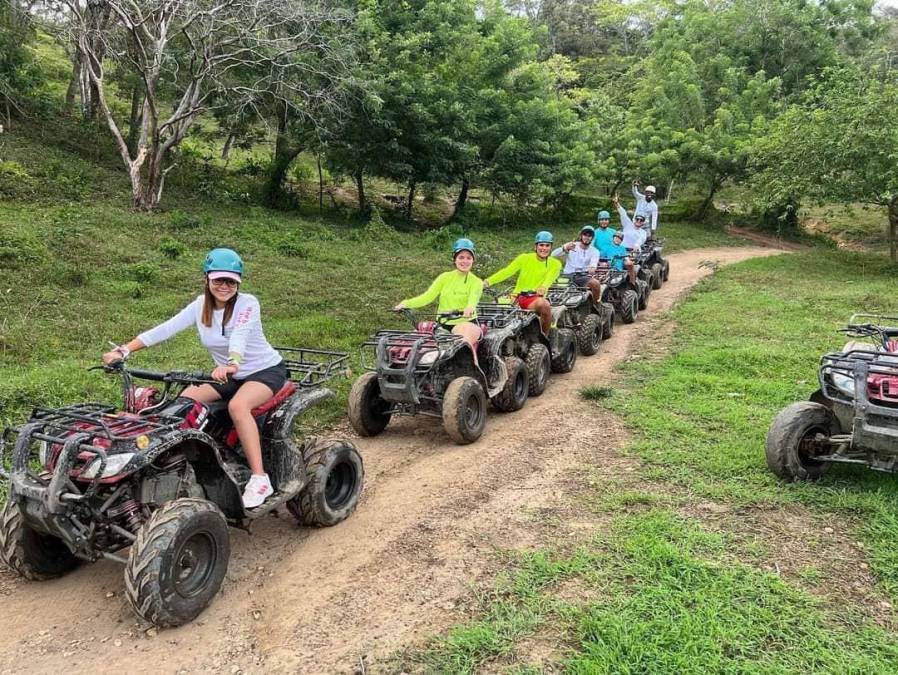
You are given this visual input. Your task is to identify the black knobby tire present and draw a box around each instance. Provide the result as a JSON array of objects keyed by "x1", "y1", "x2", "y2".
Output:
[
  {"x1": 550, "y1": 328, "x2": 578, "y2": 374},
  {"x1": 637, "y1": 279, "x2": 650, "y2": 310},
  {"x1": 0, "y1": 497, "x2": 79, "y2": 581},
  {"x1": 125, "y1": 498, "x2": 230, "y2": 627},
  {"x1": 602, "y1": 304, "x2": 615, "y2": 339},
  {"x1": 620, "y1": 290, "x2": 638, "y2": 324},
  {"x1": 765, "y1": 402, "x2": 839, "y2": 481},
  {"x1": 575, "y1": 314, "x2": 602, "y2": 356},
  {"x1": 525, "y1": 343, "x2": 551, "y2": 397},
  {"x1": 662, "y1": 260, "x2": 670, "y2": 282},
  {"x1": 651, "y1": 263, "x2": 663, "y2": 290},
  {"x1": 491, "y1": 356, "x2": 529, "y2": 412},
  {"x1": 348, "y1": 371, "x2": 391, "y2": 437},
  {"x1": 442, "y1": 376, "x2": 487, "y2": 444},
  {"x1": 287, "y1": 439, "x2": 364, "y2": 527}
]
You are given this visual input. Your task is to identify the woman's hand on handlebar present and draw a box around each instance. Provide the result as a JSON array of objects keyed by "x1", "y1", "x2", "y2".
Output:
[
  {"x1": 463, "y1": 306, "x2": 474, "y2": 318},
  {"x1": 393, "y1": 302, "x2": 406, "y2": 311},
  {"x1": 211, "y1": 364, "x2": 237, "y2": 384},
  {"x1": 102, "y1": 350, "x2": 124, "y2": 366}
]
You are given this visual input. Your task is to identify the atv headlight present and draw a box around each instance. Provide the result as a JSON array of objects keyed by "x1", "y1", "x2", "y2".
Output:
[
  {"x1": 80, "y1": 452, "x2": 136, "y2": 479},
  {"x1": 831, "y1": 372, "x2": 855, "y2": 397},
  {"x1": 607, "y1": 276, "x2": 623, "y2": 288}
]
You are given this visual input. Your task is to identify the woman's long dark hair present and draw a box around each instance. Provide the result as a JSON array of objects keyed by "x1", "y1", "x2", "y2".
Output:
[{"x1": 201, "y1": 279, "x2": 238, "y2": 328}]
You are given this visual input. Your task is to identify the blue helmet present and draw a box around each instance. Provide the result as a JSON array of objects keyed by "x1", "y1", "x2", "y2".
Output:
[
  {"x1": 203, "y1": 248, "x2": 244, "y2": 276},
  {"x1": 534, "y1": 230, "x2": 554, "y2": 244},
  {"x1": 597, "y1": 210, "x2": 611, "y2": 221},
  {"x1": 580, "y1": 225, "x2": 595, "y2": 236},
  {"x1": 452, "y1": 237, "x2": 475, "y2": 257}
]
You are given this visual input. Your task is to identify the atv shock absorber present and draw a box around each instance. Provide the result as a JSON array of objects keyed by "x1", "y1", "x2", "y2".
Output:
[{"x1": 108, "y1": 499, "x2": 144, "y2": 533}]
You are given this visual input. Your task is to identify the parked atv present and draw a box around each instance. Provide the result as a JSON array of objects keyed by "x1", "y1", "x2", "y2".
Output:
[
  {"x1": 640, "y1": 235, "x2": 670, "y2": 290},
  {"x1": 349, "y1": 308, "x2": 513, "y2": 445},
  {"x1": 481, "y1": 286, "x2": 576, "y2": 378},
  {"x1": 766, "y1": 315, "x2": 898, "y2": 481},
  {"x1": 629, "y1": 248, "x2": 656, "y2": 310},
  {"x1": 0, "y1": 348, "x2": 363, "y2": 627},
  {"x1": 547, "y1": 279, "x2": 615, "y2": 356},
  {"x1": 594, "y1": 260, "x2": 641, "y2": 324}
]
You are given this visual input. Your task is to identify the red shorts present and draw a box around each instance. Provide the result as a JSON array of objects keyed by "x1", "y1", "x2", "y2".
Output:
[{"x1": 516, "y1": 294, "x2": 541, "y2": 310}]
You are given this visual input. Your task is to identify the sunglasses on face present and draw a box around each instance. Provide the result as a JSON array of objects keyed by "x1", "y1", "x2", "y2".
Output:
[{"x1": 210, "y1": 278, "x2": 239, "y2": 288}]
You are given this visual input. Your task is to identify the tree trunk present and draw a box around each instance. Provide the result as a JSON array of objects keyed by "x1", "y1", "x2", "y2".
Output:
[
  {"x1": 126, "y1": 84, "x2": 143, "y2": 157},
  {"x1": 64, "y1": 52, "x2": 82, "y2": 114},
  {"x1": 221, "y1": 132, "x2": 236, "y2": 161},
  {"x1": 317, "y1": 154, "x2": 324, "y2": 212},
  {"x1": 451, "y1": 178, "x2": 469, "y2": 220},
  {"x1": 263, "y1": 111, "x2": 302, "y2": 207},
  {"x1": 697, "y1": 177, "x2": 723, "y2": 221},
  {"x1": 406, "y1": 180, "x2": 416, "y2": 220},
  {"x1": 888, "y1": 195, "x2": 898, "y2": 264},
  {"x1": 355, "y1": 169, "x2": 367, "y2": 215}
]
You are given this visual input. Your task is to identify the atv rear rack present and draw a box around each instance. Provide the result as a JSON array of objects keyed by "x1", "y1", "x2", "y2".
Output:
[{"x1": 276, "y1": 347, "x2": 349, "y2": 388}]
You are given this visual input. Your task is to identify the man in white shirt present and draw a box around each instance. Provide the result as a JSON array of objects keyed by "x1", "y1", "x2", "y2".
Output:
[
  {"x1": 552, "y1": 226, "x2": 602, "y2": 302},
  {"x1": 632, "y1": 180, "x2": 659, "y2": 232}
]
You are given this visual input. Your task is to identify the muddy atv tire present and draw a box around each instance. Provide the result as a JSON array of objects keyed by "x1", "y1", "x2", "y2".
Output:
[
  {"x1": 576, "y1": 314, "x2": 602, "y2": 356},
  {"x1": 765, "y1": 402, "x2": 839, "y2": 481},
  {"x1": 637, "y1": 279, "x2": 650, "y2": 310},
  {"x1": 125, "y1": 498, "x2": 230, "y2": 627},
  {"x1": 651, "y1": 263, "x2": 663, "y2": 290},
  {"x1": 348, "y1": 371, "x2": 391, "y2": 437},
  {"x1": 0, "y1": 497, "x2": 80, "y2": 580},
  {"x1": 620, "y1": 290, "x2": 638, "y2": 324},
  {"x1": 662, "y1": 260, "x2": 670, "y2": 282},
  {"x1": 550, "y1": 328, "x2": 577, "y2": 374},
  {"x1": 442, "y1": 377, "x2": 487, "y2": 444},
  {"x1": 525, "y1": 343, "x2": 551, "y2": 397},
  {"x1": 491, "y1": 356, "x2": 529, "y2": 412},
  {"x1": 288, "y1": 439, "x2": 364, "y2": 527}
]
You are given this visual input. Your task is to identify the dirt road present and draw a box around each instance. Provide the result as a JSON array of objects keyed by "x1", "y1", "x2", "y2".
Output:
[{"x1": 0, "y1": 246, "x2": 783, "y2": 674}]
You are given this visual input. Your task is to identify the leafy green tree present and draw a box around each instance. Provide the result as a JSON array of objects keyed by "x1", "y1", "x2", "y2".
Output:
[{"x1": 752, "y1": 66, "x2": 898, "y2": 259}]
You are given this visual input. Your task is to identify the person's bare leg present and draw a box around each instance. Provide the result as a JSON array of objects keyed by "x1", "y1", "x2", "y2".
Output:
[
  {"x1": 452, "y1": 322, "x2": 482, "y2": 349},
  {"x1": 587, "y1": 278, "x2": 602, "y2": 303},
  {"x1": 533, "y1": 298, "x2": 552, "y2": 334},
  {"x1": 625, "y1": 260, "x2": 636, "y2": 284},
  {"x1": 182, "y1": 384, "x2": 222, "y2": 403},
  {"x1": 228, "y1": 381, "x2": 275, "y2": 475}
]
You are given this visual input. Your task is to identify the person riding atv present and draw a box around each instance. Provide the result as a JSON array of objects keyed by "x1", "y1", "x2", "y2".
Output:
[
  {"x1": 100, "y1": 248, "x2": 285, "y2": 509},
  {"x1": 394, "y1": 238, "x2": 483, "y2": 352},
  {"x1": 552, "y1": 225, "x2": 603, "y2": 303}
]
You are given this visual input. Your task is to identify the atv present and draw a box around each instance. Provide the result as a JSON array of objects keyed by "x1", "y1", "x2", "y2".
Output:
[
  {"x1": 350, "y1": 309, "x2": 505, "y2": 444},
  {"x1": 481, "y1": 286, "x2": 577, "y2": 377},
  {"x1": 766, "y1": 315, "x2": 898, "y2": 481},
  {"x1": 628, "y1": 248, "x2": 655, "y2": 310},
  {"x1": 547, "y1": 277, "x2": 615, "y2": 357},
  {"x1": 593, "y1": 259, "x2": 641, "y2": 324},
  {"x1": 640, "y1": 235, "x2": 670, "y2": 290},
  {"x1": 0, "y1": 348, "x2": 363, "y2": 627}
]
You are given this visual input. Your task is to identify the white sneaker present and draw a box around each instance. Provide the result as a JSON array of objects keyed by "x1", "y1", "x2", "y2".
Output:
[{"x1": 242, "y1": 473, "x2": 274, "y2": 509}]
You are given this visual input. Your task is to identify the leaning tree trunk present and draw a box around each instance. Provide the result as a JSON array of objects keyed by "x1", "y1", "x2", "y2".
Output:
[
  {"x1": 263, "y1": 109, "x2": 303, "y2": 207},
  {"x1": 888, "y1": 195, "x2": 898, "y2": 264},
  {"x1": 221, "y1": 131, "x2": 236, "y2": 161},
  {"x1": 697, "y1": 177, "x2": 723, "y2": 221},
  {"x1": 355, "y1": 169, "x2": 367, "y2": 215},
  {"x1": 451, "y1": 177, "x2": 469, "y2": 220},
  {"x1": 126, "y1": 84, "x2": 143, "y2": 156}
]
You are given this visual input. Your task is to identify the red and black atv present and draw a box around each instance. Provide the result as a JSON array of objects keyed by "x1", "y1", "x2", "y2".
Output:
[
  {"x1": 0, "y1": 348, "x2": 363, "y2": 627},
  {"x1": 766, "y1": 315, "x2": 898, "y2": 480}
]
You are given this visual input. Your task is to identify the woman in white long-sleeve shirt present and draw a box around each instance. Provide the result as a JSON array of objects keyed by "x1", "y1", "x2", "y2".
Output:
[{"x1": 102, "y1": 248, "x2": 283, "y2": 508}]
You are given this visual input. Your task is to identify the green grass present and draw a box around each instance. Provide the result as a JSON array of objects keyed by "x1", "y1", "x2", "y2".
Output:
[{"x1": 413, "y1": 511, "x2": 898, "y2": 673}]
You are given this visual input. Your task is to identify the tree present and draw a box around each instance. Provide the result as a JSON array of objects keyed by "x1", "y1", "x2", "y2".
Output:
[
  {"x1": 59, "y1": 0, "x2": 354, "y2": 210},
  {"x1": 0, "y1": 1, "x2": 42, "y2": 124},
  {"x1": 752, "y1": 66, "x2": 898, "y2": 259}
]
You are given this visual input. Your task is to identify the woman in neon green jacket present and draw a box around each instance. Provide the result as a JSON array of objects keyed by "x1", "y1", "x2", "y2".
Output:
[{"x1": 394, "y1": 238, "x2": 484, "y2": 348}]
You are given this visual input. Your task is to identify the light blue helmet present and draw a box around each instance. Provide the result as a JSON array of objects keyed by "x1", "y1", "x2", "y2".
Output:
[
  {"x1": 203, "y1": 248, "x2": 244, "y2": 277},
  {"x1": 534, "y1": 230, "x2": 554, "y2": 244},
  {"x1": 452, "y1": 237, "x2": 475, "y2": 257},
  {"x1": 580, "y1": 225, "x2": 595, "y2": 236},
  {"x1": 597, "y1": 210, "x2": 611, "y2": 221}
]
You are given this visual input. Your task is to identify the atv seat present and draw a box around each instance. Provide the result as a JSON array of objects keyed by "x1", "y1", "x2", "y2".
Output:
[{"x1": 221, "y1": 381, "x2": 299, "y2": 448}]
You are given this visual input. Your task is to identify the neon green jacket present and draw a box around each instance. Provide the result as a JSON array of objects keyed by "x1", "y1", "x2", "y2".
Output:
[
  {"x1": 401, "y1": 270, "x2": 483, "y2": 324},
  {"x1": 486, "y1": 252, "x2": 561, "y2": 295}
]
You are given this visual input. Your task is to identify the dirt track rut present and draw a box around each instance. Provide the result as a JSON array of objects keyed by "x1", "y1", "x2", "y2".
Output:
[{"x1": 0, "y1": 246, "x2": 783, "y2": 674}]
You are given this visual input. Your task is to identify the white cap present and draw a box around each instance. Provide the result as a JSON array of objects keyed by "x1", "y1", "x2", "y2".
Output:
[{"x1": 645, "y1": 185, "x2": 656, "y2": 194}]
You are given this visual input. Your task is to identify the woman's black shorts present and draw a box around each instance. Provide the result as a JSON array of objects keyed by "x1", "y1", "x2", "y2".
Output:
[{"x1": 211, "y1": 360, "x2": 288, "y2": 400}]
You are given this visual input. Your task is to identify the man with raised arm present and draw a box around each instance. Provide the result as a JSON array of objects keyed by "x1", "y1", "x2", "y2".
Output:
[{"x1": 632, "y1": 180, "x2": 659, "y2": 232}]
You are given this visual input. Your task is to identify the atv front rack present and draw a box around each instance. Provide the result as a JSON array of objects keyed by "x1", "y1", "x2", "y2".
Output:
[
  {"x1": 819, "y1": 349, "x2": 898, "y2": 406},
  {"x1": 276, "y1": 347, "x2": 350, "y2": 388},
  {"x1": 475, "y1": 303, "x2": 531, "y2": 329}
]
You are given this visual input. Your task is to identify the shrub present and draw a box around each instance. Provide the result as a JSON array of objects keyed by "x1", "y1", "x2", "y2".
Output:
[
  {"x1": 0, "y1": 229, "x2": 46, "y2": 267},
  {"x1": 127, "y1": 262, "x2": 160, "y2": 284},
  {"x1": 168, "y1": 210, "x2": 201, "y2": 230},
  {"x1": 0, "y1": 160, "x2": 35, "y2": 199},
  {"x1": 158, "y1": 237, "x2": 187, "y2": 259}
]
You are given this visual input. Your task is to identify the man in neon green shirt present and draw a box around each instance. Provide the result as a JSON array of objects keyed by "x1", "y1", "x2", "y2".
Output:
[
  {"x1": 395, "y1": 238, "x2": 483, "y2": 348},
  {"x1": 483, "y1": 231, "x2": 561, "y2": 334}
]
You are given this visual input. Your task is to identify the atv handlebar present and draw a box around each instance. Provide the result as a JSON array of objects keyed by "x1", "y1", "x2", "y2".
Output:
[{"x1": 99, "y1": 361, "x2": 216, "y2": 385}]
